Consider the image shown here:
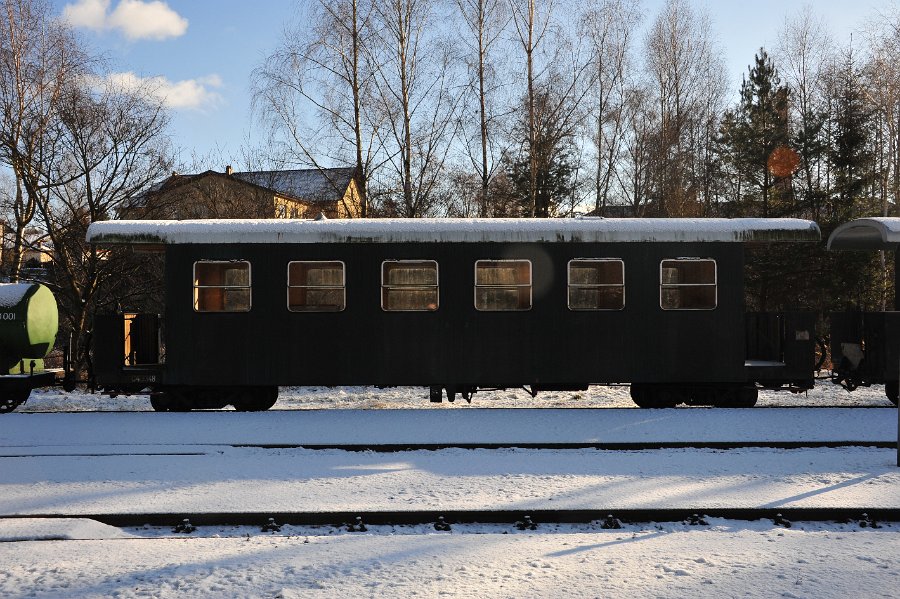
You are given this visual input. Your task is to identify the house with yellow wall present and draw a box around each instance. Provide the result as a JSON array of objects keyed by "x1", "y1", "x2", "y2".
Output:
[{"x1": 124, "y1": 166, "x2": 363, "y2": 220}]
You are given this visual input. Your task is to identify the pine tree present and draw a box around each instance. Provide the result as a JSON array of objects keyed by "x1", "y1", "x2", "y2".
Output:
[
  {"x1": 827, "y1": 48, "x2": 874, "y2": 225},
  {"x1": 791, "y1": 105, "x2": 828, "y2": 220},
  {"x1": 719, "y1": 49, "x2": 793, "y2": 217}
]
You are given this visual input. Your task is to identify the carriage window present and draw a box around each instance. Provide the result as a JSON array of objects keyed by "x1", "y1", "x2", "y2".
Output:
[
  {"x1": 475, "y1": 260, "x2": 532, "y2": 311},
  {"x1": 382, "y1": 260, "x2": 439, "y2": 311},
  {"x1": 660, "y1": 259, "x2": 716, "y2": 310},
  {"x1": 568, "y1": 259, "x2": 624, "y2": 310},
  {"x1": 288, "y1": 261, "x2": 345, "y2": 312},
  {"x1": 193, "y1": 261, "x2": 251, "y2": 312}
]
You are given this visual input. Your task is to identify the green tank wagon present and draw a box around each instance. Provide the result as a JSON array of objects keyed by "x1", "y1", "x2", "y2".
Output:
[{"x1": 0, "y1": 283, "x2": 61, "y2": 412}]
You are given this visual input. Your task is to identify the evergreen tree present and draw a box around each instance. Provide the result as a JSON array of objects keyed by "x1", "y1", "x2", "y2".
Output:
[
  {"x1": 792, "y1": 107, "x2": 828, "y2": 221},
  {"x1": 718, "y1": 49, "x2": 793, "y2": 217},
  {"x1": 827, "y1": 48, "x2": 874, "y2": 224},
  {"x1": 745, "y1": 47, "x2": 883, "y2": 317}
]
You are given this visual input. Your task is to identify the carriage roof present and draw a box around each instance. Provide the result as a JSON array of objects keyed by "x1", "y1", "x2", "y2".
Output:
[
  {"x1": 827, "y1": 217, "x2": 900, "y2": 250},
  {"x1": 86, "y1": 217, "x2": 821, "y2": 246}
]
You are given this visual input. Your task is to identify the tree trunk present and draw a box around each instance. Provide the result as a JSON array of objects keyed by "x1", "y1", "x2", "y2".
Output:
[
  {"x1": 527, "y1": 0, "x2": 536, "y2": 217},
  {"x1": 478, "y1": 3, "x2": 490, "y2": 217},
  {"x1": 351, "y1": 0, "x2": 367, "y2": 217}
]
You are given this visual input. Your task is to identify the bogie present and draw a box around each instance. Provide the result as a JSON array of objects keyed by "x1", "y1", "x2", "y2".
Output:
[
  {"x1": 629, "y1": 384, "x2": 758, "y2": 409},
  {"x1": 150, "y1": 386, "x2": 278, "y2": 412}
]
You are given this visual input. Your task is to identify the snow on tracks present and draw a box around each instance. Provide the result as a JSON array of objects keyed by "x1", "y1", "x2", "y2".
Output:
[{"x1": 0, "y1": 407, "x2": 896, "y2": 449}]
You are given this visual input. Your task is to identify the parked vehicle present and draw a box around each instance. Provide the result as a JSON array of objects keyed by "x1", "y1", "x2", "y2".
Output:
[
  {"x1": 85, "y1": 218, "x2": 820, "y2": 411},
  {"x1": 827, "y1": 217, "x2": 900, "y2": 405},
  {"x1": 0, "y1": 283, "x2": 61, "y2": 412}
]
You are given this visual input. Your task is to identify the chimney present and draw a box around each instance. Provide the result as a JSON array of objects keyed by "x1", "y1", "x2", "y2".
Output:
[{"x1": 225, "y1": 165, "x2": 233, "y2": 176}]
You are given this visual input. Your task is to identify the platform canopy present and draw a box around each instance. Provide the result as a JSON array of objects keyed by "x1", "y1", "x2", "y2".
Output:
[
  {"x1": 827, "y1": 217, "x2": 900, "y2": 250},
  {"x1": 86, "y1": 217, "x2": 821, "y2": 246}
]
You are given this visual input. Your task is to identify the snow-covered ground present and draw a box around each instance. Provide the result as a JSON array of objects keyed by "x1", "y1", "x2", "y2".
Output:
[
  {"x1": 18, "y1": 378, "x2": 896, "y2": 412},
  {"x1": 2, "y1": 383, "x2": 898, "y2": 598},
  {"x1": 3, "y1": 443, "x2": 899, "y2": 515},
  {"x1": 1, "y1": 519, "x2": 898, "y2": 598}
]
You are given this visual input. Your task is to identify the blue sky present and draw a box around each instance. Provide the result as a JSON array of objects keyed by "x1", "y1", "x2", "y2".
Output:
[{"x1": 53, "y1": 0, "x2": 892, "y2": 170}]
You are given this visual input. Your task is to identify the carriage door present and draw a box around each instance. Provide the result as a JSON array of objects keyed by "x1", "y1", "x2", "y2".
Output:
[{"x1": 123, "y1": 313, "x2": 161, "y2": 365}]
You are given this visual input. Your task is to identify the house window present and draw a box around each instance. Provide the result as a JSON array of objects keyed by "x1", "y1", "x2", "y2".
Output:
[
  {"x1": 660, "y1": 259, "x2": 717, "y2": 310},
  {"x1": 382, "y1": 260, "x2": 439, "y2": 311},
  {"x1": 288, "y1": 261, "x2": 345, "y2": 312},
  {"x1": 568, "y1": 259, "x2": 625, "y2": 310},
  {"x1": 193, "y1": 261, "x2": 251, "y2": 312},
  {"x1": 475, "y1": 260, "x2": 532, "y2": 311}
]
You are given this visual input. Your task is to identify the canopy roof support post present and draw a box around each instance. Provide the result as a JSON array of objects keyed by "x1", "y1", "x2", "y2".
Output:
[{"x1": 895, "y1": 251, "x2": 900, "y2": 312}]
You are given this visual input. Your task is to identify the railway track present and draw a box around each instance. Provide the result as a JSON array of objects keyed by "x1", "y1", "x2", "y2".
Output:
[
  {"x1": 3, "y1": 508, "x2": 900, "y2": 530},
  {"x1": 12, "y1": 404, "x2": 897, "y2": 413},
  {"x1": 2, "y1": 407, "x2": 898, "y2": 530},
  {"x1": 1, "y1": 407, "x2": 894, "y2": 446},
  {"x1": 0, "y1": 440, "x2": 894, "y2": 456}
]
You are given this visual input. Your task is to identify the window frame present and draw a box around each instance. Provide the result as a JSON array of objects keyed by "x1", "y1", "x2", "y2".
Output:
[
  {"x1": 192, "y1": 260, "x2": 252, "y2": 313},
  {"x1": 659, "y1": 258, "x2": 717, "y2": 311},
  {"x1": 567, "y1": 258, "x2": 625, "y2": 311},
  {"x1": 286, "y1": 260, "x2": 347, "y2": 313},
  {"x1": 380, "y1": 259, "x2": 440, "y2": 312},
  {"x1": 474, "y1": 259, "x2": 533, "y2": 312}
]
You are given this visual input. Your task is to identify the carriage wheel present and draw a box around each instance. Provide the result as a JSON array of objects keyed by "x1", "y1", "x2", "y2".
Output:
[
  {"x1": 232, "y1": 387, "x2": 278, "y2": 412},
  {"x1": 629, "y1": 384, "x2": 680, "y2": 408},
  {"x1": 886, "y1": 381, "x2": 899, "y2": 406},
  {"x1": 149, "y1": 392, "x2": 172, "y2": 412}
]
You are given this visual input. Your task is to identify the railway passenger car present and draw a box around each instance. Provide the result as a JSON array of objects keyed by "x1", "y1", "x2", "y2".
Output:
[
  {"x1": 86, "y1": 218, "x2": 821, "y2": 410},
  {"x1": 827, "y1": 217, "x2": 900, "y2": 405}
]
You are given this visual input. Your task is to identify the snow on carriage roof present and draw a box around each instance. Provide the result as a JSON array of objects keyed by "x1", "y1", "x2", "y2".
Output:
[
  {"x1": 827, "y1": 217, "x2": 900, "y2": 250},
  {"x1": 86, "y1": 217, "x2": 821, "y2": 245}
]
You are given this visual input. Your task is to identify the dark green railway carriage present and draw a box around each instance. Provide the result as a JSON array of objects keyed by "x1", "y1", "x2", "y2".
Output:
[
  {"x1": 828, "y1": 217, "x2": 900, "y2": 405},
  {"x1": 86, "y1": 218, "x2": 820, "y2": 411}
]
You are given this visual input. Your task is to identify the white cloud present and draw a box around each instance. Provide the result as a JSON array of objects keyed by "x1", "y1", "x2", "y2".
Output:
[
  {"x1": 62, "y1": 0, "x2": 188, "y2": 41},
  {"x1": 105, "y1": 72, "x2": 223, "y2": 110},
  {"x1": 108, "y1": 0, "x2": 188, "y2": 40},
  {"x1": 62, "y1": 0, "x2": 110, "y2": 30}
]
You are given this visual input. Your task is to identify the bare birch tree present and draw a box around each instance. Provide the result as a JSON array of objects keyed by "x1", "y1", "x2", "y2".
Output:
[
  {"x1": 621, "y1": 85, "x2": 655, "y2": 215},
  {"x1": 0, "y1": 0, "x2": 85, "y2": 280},
  {"x1": 40, "y1": 78, "x2": 172, "y2": 372},
  {"x1": 861, "y1": 9, "x2": 900, "y2": 219},
  {"x1": 580, "y1": 0, "x2": 641, "y2": 214},
  {"x1": 252, "y1": 0, "x2": 379, "y2": 216},
  {"x1": 370, "y1": 0, "x2": 463, "y2": 217},
  {"x1": 776, "y1": 5, "x2": 832, "y2": 221},
  {"x1": 508, "y1": 0, "x2": 555, "y2": 217},
  {"x1": 644, "y1": 0, "x2": 725, "y2": 216},
  {"x1": 454, "y1": 0, "x2": 510, "y2": 216}
]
